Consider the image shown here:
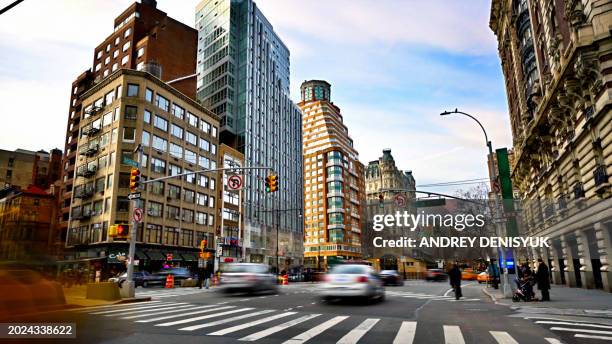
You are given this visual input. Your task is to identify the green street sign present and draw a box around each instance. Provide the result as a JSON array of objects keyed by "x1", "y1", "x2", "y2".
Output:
[{"x1": 122, "y1": 156, "x2": 138, "y2": 167}]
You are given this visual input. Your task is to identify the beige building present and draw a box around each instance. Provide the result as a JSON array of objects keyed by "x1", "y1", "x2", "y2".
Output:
[
  {"x1": 299, "y1": 80, "x2": 366, "y2": 270},
  {"x1": 364, "y1": 149, "x2": 416, "y2": 270},
  {"x1": 490, "y1": 0, "x2": 612, "y2": 291},
  {"x1": 0, "y1": 148, "x2": 62, "y2": 190},
  {"x1": 64, "y1": 69, "x2": 220, "y2": 278}
]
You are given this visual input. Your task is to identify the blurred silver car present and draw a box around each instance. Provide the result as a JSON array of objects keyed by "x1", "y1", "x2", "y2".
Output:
[
  {"x1": 219, "y1": 263, "x2": 278, "y2": 294},
  {"x1": 320, "y1": 264, "x2": 385, "y2": 302}
]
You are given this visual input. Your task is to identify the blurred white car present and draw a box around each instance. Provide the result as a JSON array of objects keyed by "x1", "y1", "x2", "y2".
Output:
[
  {"x1": 219, "y1": 263, "x2": 278, "y2": 294},
  {"x1": 320, "y1": 264, "x2": 385, "y2": 302}
]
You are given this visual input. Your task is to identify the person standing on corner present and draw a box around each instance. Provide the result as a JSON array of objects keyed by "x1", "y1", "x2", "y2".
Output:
[
  {"x1": 449, "y1": 263, "x2": 462, "y2": 300},
  {"x1": 204, "y1": 263, "x2": 212, "y2": 289},
  {"x1": 197, "y1": 264, "x2": 206, "y2": 289},
  {"x1": 536, "y1": 258, "x2": 551, "y2": 301}
]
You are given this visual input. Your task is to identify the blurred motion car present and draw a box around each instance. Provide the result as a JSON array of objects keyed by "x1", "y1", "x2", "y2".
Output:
[
  {"x1": 477, "y1": 271, "x2": 493, "y2": 284},
  {"x1": 219, "y1": 263, "x2": 278, "y2": 294},
  {"x1": 108, "y1": 271, "x2": 154, "y2": 287},
  {"x1": 379, "y1": 270, "x2": 404, "y2": 286},
  {"x1": 320, "y1": 264, "x2": 385, "y2": 302},
  {"x1": 0, "y1": 268, "x2": 65, "y2": 318},
  {"x1": 145, "y1": 267, "x2": 195, "y2": 287},
  {"x1": 425, "y1": 269, "x2": 448, "y2": 281},
  {"x1": 461, "y1": 269, "x2": 479, "y2": 281}
]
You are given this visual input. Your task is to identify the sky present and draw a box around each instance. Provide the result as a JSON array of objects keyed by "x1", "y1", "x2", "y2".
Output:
[{"x1": 0, "y1": 0, "x2": 512, "y2": 194}]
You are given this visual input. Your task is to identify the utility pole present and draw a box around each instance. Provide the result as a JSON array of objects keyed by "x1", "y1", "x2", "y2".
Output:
[{"x1": 124, "y1": 144, "x2": 143, "y2": 298}]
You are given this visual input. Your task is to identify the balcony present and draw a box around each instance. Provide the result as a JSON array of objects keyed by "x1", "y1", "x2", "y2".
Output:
[
  {"x1": 82, "y1": 125, "x2": 101, "y2": 137},
  {"x1": 326, "y1": 159, "x2": 343, "y2": 168},
  {"x1": 73, "y1": 210, "x2": 92, "y2": 221},
  {"x1": 327, "y1": 207, "x2": 345, "y2": 214},
  {"x1": 76, "y1": 165, "x2": 97, "y2": 178},
  {"x1": 78, "y1": 144, "x2": 99, "y2": 157},
  {"x1": 326, "y1": 190, "x2": 344, "y2": 198},
  {"x1": 594, "y1": 164, "x2": 609, "y2": 193},
  {"x1": 327, "y1": 223, "x2": 345, "y2": 230},
  {"x1": 573, "y1": 183, "x2": 585, "y2": 200},
  {"x1": 327, "y1": 174, "x2": 343, "y2": 182},
  {"x1": 74, "y1": 187, "x2": 95, "y2": 199},
  {"x1": 558, "y1": 196, "x2": 567, "y2": 212},
  {"x1": 84, "y1": 105, "x2": 103, "y2": 117},
  {"x1": 583, "y1": 105, "x2": 595, "y2": 121},
  {"x1": 543, "y1": 203, "x2": 555, "y2": 219}
]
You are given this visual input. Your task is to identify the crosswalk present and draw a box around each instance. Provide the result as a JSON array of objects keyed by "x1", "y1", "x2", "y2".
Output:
[
  {"x1": 134, "y1": 287, "x2": 212, "y2": 299},
  {"x1": 524, "y1": 316, "x2": 612, "y2": 342},
  {"x1": 72, "y1": 301, "x2": 557, "y2": 343},
  {"x1": 386, "y1": 291, "x2": 480, "y2": 302}
]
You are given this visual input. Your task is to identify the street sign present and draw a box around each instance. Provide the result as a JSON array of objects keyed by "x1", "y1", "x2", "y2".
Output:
[
  {"x1": 128, "y1": 192, "x2": 141, "y2": 200},
  {"x1": 133, "y1": 208, "x2": 143, "y2": 222},
  {"x1": 394, "y1": 194, "x2": 407, "y2": 207},
  {"x1": 216, "y1": 245, "x2": 223, "y2": 257},
  {"x1": 122, "y1": 156, "x2": 139, "y2": 168},
  {"x1": 227, "y1": 175, "x2": 243, "y2": 190}
]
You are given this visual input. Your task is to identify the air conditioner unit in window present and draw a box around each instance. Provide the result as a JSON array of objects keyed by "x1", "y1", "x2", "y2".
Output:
[{"x1": 174, "y1": 216, "x2": 181, "y2": 220}]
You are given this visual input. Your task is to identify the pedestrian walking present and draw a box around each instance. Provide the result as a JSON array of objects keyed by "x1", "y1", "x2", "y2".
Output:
[
  {"x1": 203, "y1": 264, "x2": 212, "y2": 289},
  {"x1": 536, "y1": 258, "x2": 551, "y2": 301},
  {"x1": 197, "y1": 265, "x2": 206, "y2": 289},
  {"x1": 448, "y1": 264, "x2": 462, "y2": 300}
]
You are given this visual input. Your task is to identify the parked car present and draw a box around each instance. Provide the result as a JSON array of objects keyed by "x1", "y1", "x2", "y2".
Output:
[
  {"x1": 426, "y1": 269, "x2": 448, "y2": 281},
  {"x1": 477, "y1": 272, "x2": 493, "y2": 284},
  {"x1": 379, "y1": 270, "x2": 404, "y2": 286},
  {"x1": 146, "y1": 267, "x2": 195, "y2": 287},
  {"x1": 219, "y1": 263, "x2": 278, "y2": 294},
  {"x1": 108, "y1": 271, "x2": 154, "y2": 287},
  {"x1": 320, "y1": 264, "x2": 385, "y2": 302},
  {"x1": 461, "y1": 270, "x2": 479, "y2": 281}
]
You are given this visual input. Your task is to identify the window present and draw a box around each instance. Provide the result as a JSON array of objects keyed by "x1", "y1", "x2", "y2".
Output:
[
  {"x1": 169, "y1": 164, "x2": 182, "y2": 176},
  {"x1": 183, "y1": 189, "x2": 195, "y2": 203},
  {"x1": 105, "y1": 90, "x2": 114, "y2": 105},
  {"x1": 208, "y1": 196, "x2": 215, "y2": 208},
  {"x1": 107, "y1": 174, "x2": 113, "y2": 189},
  {"x1": 171, "y1": 104, "x2": 184, "y2": 120},
  {"x1": 95, "y1": 63, "x2": 102, "y2": 71},
  {"x1": 152, "y1": 135, "x2": 167, "y2": 151},
  {"x1": 166, "y1": 205, "x2": 180, "y2": 220},
  {"x1": 154, "y1": 115, "x2": 168, "y2": 131},
  {"x1": 141, "y1": 130, "x2": 150, "y2": 146},
  {"x1": 185, "y1": 149, "x2": 197, "y2": 164},
  {"x1": 148, "y1": 202, "x2": 163, "y2": 217},
  {"x1": 106, "y1": 43, "x2": 111, "y2": 52},
  {"x1": 145, "y1": 224, "x2": 162, "y2": 244},
  {"x1": 196, "y1": 212, "x2": 206, "y2": 225},
  {"x1": 210, "y1": 178, "x2": 215, "y2": 190},
  {"x1": 151, "y1": 157, "x2": 166, "y2": 174},
  {"x1": 113, "y1": 50, "x2": 119, "y2": 58},
  {"x1": 116, "y1": 197, "x2": 129, "y2": 212},
  {"x1": 181, "y1": 229, "x2": 194, "y2": 247},
  {"x1": 144, "y1": 109, "x2": 151, "y2": 123},
  {"x1": 141, "y1": 153, "x2": 148, "y2": 168},
  {"x1": 185, "y1": 170, "x2": 196, "y2": 184},
  {"x1": 104, "y1": 56, "x2": 110, "y2": 65},
  {"x1": 207, "y1": 214, "x2": 214, "y2": 226},
  {"x1": 114, "y1": 36, "x2": 120, "y2": 46},
  {"x1": 186, "y1": 132, "x2": 197, "y2": 146},
  {"x1": 196, "y1": 193, "x2": 208, "y2": 206},
  {"x1": 96, "y1": 51, "x2": 102, "y2": 59},
  {"x1": 145, "y1": 88, "x2": 153, "y2": 102},
  {"x1": 102, "y1": 112, "x2": 112, "y2": 126},
  {"x1": 183, "y1": 209, "x2": 194, "y2": 223},
  {"x1": 169, "y1": 143, "x2": 183, "y2": 159},
  {"x1": 123, "y1": 127, "x2": 135, "y2": 142},
  {"x1": 211, "y1": 126, "x2": 217, "y2": 137},
  {"x1": 168, "y1": 184, "x2": 180, "y2": 199},
  {"x1": 198, "y1": 175, "x2": 208, "y2": 188},
  {"x1": 111, "y1": 63, "x2": 118, "y2": 72},
  {"x1": 171, "y1": 124, "x2": 183, "y2": 139},
  {"x1": 199, "y1": 155, "x2": 209, "y2": 168},
  {"x1": 137, "y1": 47, "x2": 144, "y2": 58},
  {"x1": 121, "y1": 55, "x2": 129, "y2": 65},
  {"x1": 156, "y1": 94, "x2": 169, "y2": 111},
  {"x1": 163, "y1": 227, "x2": 180, "y2": 245},
  {"x1": 124, "y1": 105, "x2": 137, "y2": 120},
  {"x1": 124, "y1": 28, "x2": 131, "y2": 38},
  {"x1": 95, "y1": 177, "x2": 105, "y2": 193},
  {"x1": 211, "y1": 144, "x2": 217, "y2": 155},
  {"x1": 200, "y1": 120, "x2": 211, "y2": 134},
  {"x1": 127, "y1": 83, "x2": 139, "y2": 97},
  {"x1": 199, "y1": 138, "x2": 210, "y2": 151},
  {"x1": 122, "y1": 41, "x2": 131, "y2": 52},
  {"x1": 186, "y1": 112, "x2": 198, "y2": 127},
  {"x1": 150, "y1": 181, "x2": 164, "y2": 196},
  {"x1": 116, "y1": 84, "x2": 122, "y2": 98}
]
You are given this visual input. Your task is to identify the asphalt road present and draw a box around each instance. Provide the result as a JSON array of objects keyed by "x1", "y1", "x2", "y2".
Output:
[{"x1": 3, "y1": 281, "x2": 609, "y2": 344}]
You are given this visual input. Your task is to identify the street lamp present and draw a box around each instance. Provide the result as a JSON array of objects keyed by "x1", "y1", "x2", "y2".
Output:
[{"x1": 440, "y1": 108, "x2": 511, "y2": 297}]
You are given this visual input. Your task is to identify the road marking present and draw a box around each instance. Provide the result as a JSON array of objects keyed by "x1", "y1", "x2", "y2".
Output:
[
  {"x1": 208, "y1": 312, "x2": 297, "y2": 336},
  {"x1": 490, "y1": 331, "x2": 519, "y2": 344},
  {"x1": 74, "y1": 301, "x2": 164, "y2": 312},
  {"x1": 544, "y1": 339, "x2": 563, "y2": 344},
  {"x1": 444, "y1": 288, "x2": 454, "y2": 297},
  {"x1": 109, "y1": 303, "x2": 196, "y2": 316},
  {"x1": 336, "y1": 318, "x2": 380, "y2": 344},
  {"x1": 283, "y1": 316, "x2": 349, "y2": 344},
  {"x1": 121, "y1": 305, "x2": 205, "y2": 319},
  {"x1": 178, "y1": 310, "x2": 276, "y2": 331},
  {"x1": 135, "y1": 305, "x2": 231, "y2": 323},
  {"x1": 155, "y1": 308, "x2": 252, "y2": 327},
  {"x1": 393, "y1": 321, "x2": 416, "y2": 344},
  {"x1": 574, "y1": 334, "x2": 612, "y2": 341},
  {"x1": 90, "y1": 302, "x2": 187, "y2": 314},
  {"x1": 535, "y1": 321, "x2": 612, "y2": 329},
  {"x1": 239, "y1": 314, "x2": 322, "y2": 341},
  {"x1": 550, "y1": 327, "x2": 612, "y2": 335},
  {"x1": 443, "y1": 325, "x2": 466, "y2": 344}
]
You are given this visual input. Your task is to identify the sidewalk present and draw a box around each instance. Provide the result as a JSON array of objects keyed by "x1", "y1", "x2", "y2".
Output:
[
  {"x1": 63, "y1": 285, "x2": 151, "y2": 308},
  {"x1": 482, "y1": 284, "x2": 612, "y2": 317}
]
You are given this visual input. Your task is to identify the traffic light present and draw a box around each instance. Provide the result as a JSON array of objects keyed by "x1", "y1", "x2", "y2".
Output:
[
  {"x1": 116, "y1": 224, "x2": 130, "y2": 239},
  {"x1": 200, "y1": 239, "x2": 207, "y2": 251},
  {"x1": 378, "y1": 194, "x2": 384, "y2": 208},
  {"x1": 265, "y1": 174, "x2": 279, "y2": 193},
  {"x1": 129, "y1": 168, "x2": 141, "y2": 192},
  {"x1": 109, "y1": 225, "x2": 117, "y2": 237}
]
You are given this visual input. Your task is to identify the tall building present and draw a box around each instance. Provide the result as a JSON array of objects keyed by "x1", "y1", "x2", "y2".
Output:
[
  {"x1": 60, "y1": 0, "x2": 199, "y2": 255},
  {"x1": 364, "y1": 149, "x2": 416, "y2": 270},
  {"x1": 0, "y1": 148, "x2": 62, "y2": 190},
  {"x1": 490, "y1": 0, "x2": 612, "y2": 291},
  {"x1": 64, "y1": 69, "x2": 220, "y2": 278},
  {"x1": 196, "y1": 0, "x2": 303, "y2": 270},
  {"x1": 299, "y1": 80, "x2": 365, "y2": 270}
]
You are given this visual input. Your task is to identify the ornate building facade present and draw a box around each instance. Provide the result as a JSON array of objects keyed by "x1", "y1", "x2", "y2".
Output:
[{"x1": 490, "y1": 0, "x2": 612, "y2": 291}]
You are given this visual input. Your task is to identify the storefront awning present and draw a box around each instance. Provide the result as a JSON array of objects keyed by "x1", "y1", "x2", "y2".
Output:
[
  {"x1": 166, "y1": 252, "x2": 183, "y2": 261},
  {"x1": 146, "y1": 251, "x2": 166, "y2": 261},
  {"x1": 181, "y1": 253, "x2": 198, "y2": 262},
  {"x1": 135, "y1": 250, "x2": 148, "y2": 260}
]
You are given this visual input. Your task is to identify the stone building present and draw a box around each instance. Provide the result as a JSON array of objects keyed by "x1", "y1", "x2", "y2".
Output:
[
  {"x1": 364, "y1": 149, "x2": 416, "y2": 270},
  {"x1": 490, "y1": 0, "x2": 612, "y2": 290},
  {"x1": 0, "y1": 148, "x2": 62, "y2": 190}
]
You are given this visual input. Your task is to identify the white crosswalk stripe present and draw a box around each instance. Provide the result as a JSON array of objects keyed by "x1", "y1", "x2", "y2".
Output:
[
  {"x1": 387, "y1": 291, "x2": 478, "y2": 302},
  {"x1": 178, "y1": 310, "x2": 276, "y2": 331},
  {"x1": 490, "y1": 331, "x2": 519, "y2": 344},
  {"x1": 208, "y1": 312, "x2": 298, "y2": 336},
  {"x1": 155, "y1": 307, "x2": 248, "y2": 326},
  {"x1": 443, "y1": 325, "x2": 466, "y2": 344},
  {"x1": 550, "y1": 326, "x2": 612, "y2": 335},
  {"x1": 393, "y1": 321, "x2": 416, "y2": 344},
  {"x1": 337, "y1": 318, "x2": 379, "y2": 344},
  {"x1": 135, "y1": 305, "x2": 229, "y2": 323},
  {"x1": 528, "y1": 316, "x2": 612, "y2": 341},
  {"x1": 239, "y1": 313, "x2": 322, "y2": 341},
  {"x1": 90, "y1": 302, "x2": 188, "y2": 315},
  {"x1": 74, "y1": 300, "x2": 165, "y2": 312},
  {"x1": 107, "y1": 303, "x2": 196, "y2": 317},
  {"x1": 121, "y1": 305, "x2": 205, "y2": 319},
  {"x1": 283, "y1": 316, "x2": 349, "y2": 344},
  {"x1": 535, "y1": 320, "x2": 612, "y2": 329},
  {"x1": 544, "y1": 338, "x2": 563, "y2": 344},
  {"x1": 574, "y1": 334, "x2": 612, "y2": 341}
]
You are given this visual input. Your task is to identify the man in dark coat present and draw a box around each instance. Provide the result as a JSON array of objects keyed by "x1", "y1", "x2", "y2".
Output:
[
  {"x1": 448, "y1": 264, "x2": 462, "y2": 300},
  {"x1": 536, "y1": 258, "x2": 550, "y2": 301}
]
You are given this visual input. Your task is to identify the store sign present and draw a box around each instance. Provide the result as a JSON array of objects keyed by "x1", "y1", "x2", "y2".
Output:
[{"x1": 107, "y1": 251, "x2": 128, "y2": 263}]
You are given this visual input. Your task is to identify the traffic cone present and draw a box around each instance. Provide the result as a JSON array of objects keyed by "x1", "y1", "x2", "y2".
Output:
[
  {"x1": 165, "y1": 274, "x2": 174, "y2": 288},
  {"x1": 282, "y1": 275, "x2": 288, "y2": 285}
]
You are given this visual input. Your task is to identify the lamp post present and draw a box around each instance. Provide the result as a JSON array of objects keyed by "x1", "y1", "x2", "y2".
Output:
[{"x1": 440, "y1": 108, "x2": 511, "y2": 297}]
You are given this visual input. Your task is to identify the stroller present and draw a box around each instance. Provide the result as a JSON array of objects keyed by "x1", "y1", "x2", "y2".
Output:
[{"x1": 512, "y1": 277, "x2": 535, "y2": 302}]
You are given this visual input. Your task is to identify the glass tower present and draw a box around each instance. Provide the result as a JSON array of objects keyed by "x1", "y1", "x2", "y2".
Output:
[{"x1": 196, "y1": 0, "x2": 303, "y2": 269}]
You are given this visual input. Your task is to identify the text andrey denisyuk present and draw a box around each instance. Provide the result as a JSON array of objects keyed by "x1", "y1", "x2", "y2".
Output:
[{"x1": 371, "y1": 211, "x2": 550, "y2": 248}]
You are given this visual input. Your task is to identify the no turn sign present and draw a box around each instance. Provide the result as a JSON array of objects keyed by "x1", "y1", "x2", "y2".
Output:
[
  {"x1": 394, "y1": 194, "x2": 407, "y2": 207},
  {"x1": 227, "y1": 175, "x2": 243, "y2": 190},
  {"x1": 133, "y1": 208, "x2": 143, "y2": 223}
]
